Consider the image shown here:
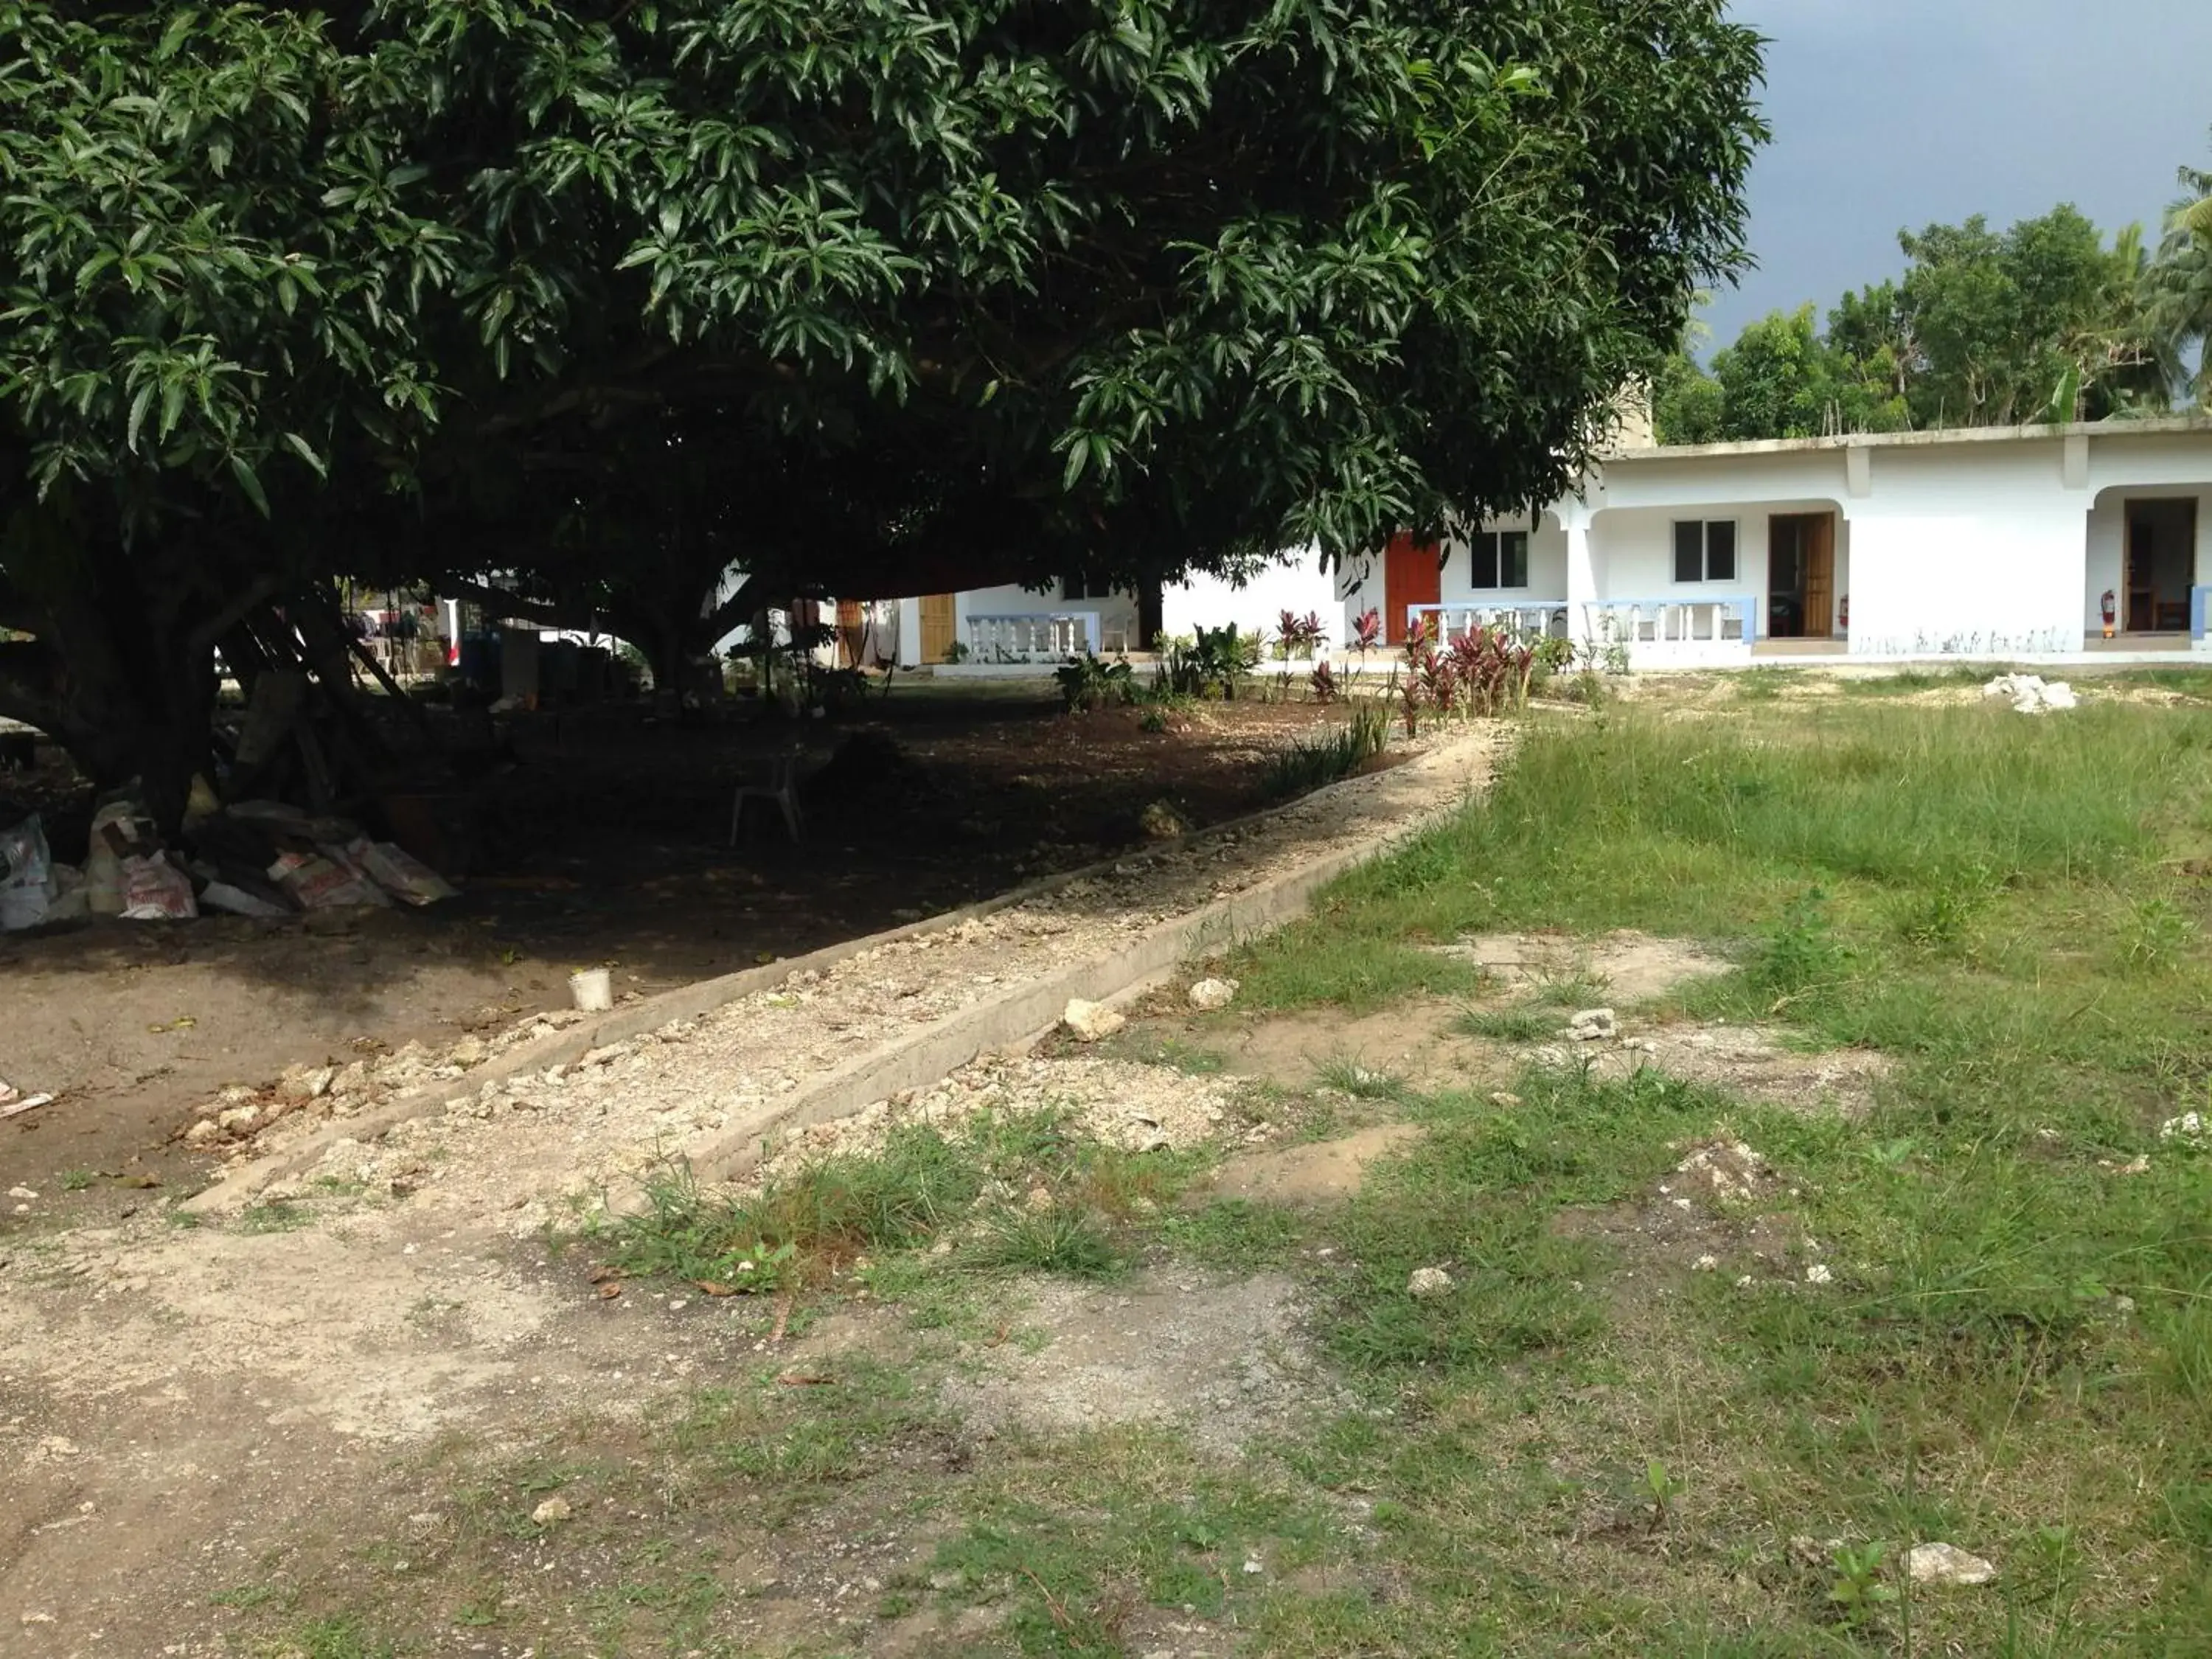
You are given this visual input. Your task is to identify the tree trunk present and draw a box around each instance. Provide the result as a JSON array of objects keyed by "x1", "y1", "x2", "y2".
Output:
[{"x1": 0, "y1": 522, "x2": 246, "y2": 835}]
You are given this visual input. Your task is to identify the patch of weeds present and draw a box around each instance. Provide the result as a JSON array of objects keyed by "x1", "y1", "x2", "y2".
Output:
[
  {"x1": 1113, "y1": 1034, "x2": 1227, "y2": 1074},
  {"x1": 1839, "y1": 664, "x2": 1995, "y2": 696},
  {"x1": 600, "y1": 1121, "x2": 984, "y2": 1288},
  {"x1": 698, "y1": 1356, "x2": 945, "y2": 1486},
  {"x1": 1745, "y1": 886, "x2": 1848, "y2": 1001},
  {"x1": 235, "y1": 1200, "x2": 313, "y2": 1234},
  {"x1": 164, "y1": 1206, "x2": 202, "y2": 1228},
  {"x1": 1731, "y1": 667, "x2": 1794, "y2": 702},
  {"x1": 209, "y1": 1582, "x2": 293, "y2": 1611},
  {"x1": 1258, "y1": 702, "x2": 1390, "y2": 799},
  {"x1": 1888, "y1": 877, "x2": 1995, "y2": 955},
  {"x1": 58, "y1": 1169, "x2": 94, "y2": 1192},
  {"x1": 1451, "y1": 1004, "x2": 1558, "y2": 1042},
  {"x1": 1527, "y1": 971, "x2": 1611, "y2": 1009},
  {"x1": 1312, "y1": 1055, "x2": 1406, "y2": 1100},
  {"x1": 919, "y1": 1429, "x2": 1335, "y2": 1656},
  {"x1": 1158, "y1": 1200, "x2": 1308, "y2": 1271},
  {"x1": 964, "y1": 1205, "x2": 1127, "y2": 1281},
  {"x1": 2115, "y1": 895, "x2": 2196, "y2": 973},
  {"x1": 278, "y1": 1613, "x2": 396, "y2": 1659},
  {"x1": 1228, "y1": 930, "x2": 1485, "y2": 1013}
]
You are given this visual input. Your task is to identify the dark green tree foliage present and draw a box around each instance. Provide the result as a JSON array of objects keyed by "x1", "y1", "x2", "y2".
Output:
[
  {"x1": 0, "y1": 1, "x2": 1766, "y2": 813},
  {"x1": 1655, "y1": 205, "x2": 2169, "y2": 444}
]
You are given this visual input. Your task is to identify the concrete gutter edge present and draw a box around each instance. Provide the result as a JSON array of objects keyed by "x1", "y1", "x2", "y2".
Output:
[{"x1": 184, "y1": 734, "x2": 1485, "y2": 1215}]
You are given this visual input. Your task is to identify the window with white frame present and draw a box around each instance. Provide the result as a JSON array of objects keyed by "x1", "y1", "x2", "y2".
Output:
[
  {"x1": 1469, "y1": 529, "x2": 1530, "y2": 589},
  {"x1": 1672, "y1": 520, "x2": 1737, "y2": 583}
]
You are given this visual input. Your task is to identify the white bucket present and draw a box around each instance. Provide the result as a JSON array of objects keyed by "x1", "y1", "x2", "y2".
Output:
[{"x1": 569, "y1": 967, "x2": 613, "y2": 1012}]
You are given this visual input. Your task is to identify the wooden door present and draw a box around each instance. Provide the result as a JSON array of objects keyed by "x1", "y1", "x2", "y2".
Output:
[
  {"x1": 919, "y1": 594, "x2": 956, "y2": 663},
  {"x1": 1801, "y1": 514, "x2": 1836, "y2": 639},
  {"x1": 1384, "y1": 532, "x2": 1441, "y2": 644}
]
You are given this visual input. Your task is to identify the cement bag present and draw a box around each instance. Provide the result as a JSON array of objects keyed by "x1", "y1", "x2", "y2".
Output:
[
  {"x1": 0, "y1": 813, "x2": 54, "y2": 931},
  {"x1": 120, "y1": 853, "x2": 199, "y2": 921},
  {"x1": 268, "y1": 849, "x2": 388, "y2": 910},
  {"x1": 85, "y1": 793, "x2": 156, "y2": 916},
  {"x1": 344, "y1": 837, "x2": 456, "y2": 906}
]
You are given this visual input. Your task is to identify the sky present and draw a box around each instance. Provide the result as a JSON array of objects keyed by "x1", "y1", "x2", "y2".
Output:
[{"x1": 1702, "y1": 0, "x2": 2212, "y2": 347}]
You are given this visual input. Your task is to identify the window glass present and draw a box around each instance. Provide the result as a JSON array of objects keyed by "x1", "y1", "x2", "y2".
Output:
[
  {"x1": 1501, "y1": 531, "x2": 1529, "y2": 588},
  {"x1": 1706, "y1": 521, "x2": 1737, "y2": 582},
  {"x1": 1470, "y1": 534, "x2": 1500, "y2": 588},
  {"x1": 1673, "y1": 521, "x2": 1704, "y2": 583}
]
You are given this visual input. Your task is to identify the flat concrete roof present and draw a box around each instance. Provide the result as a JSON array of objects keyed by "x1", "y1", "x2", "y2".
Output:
[{"x1": 1608, "y1": 413, "x2": 2212, "y2": 465}]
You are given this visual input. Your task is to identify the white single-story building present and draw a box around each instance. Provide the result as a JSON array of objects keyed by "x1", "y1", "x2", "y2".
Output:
[
  {"x1": 1348, "y1": 417, "x2": 2212, "y2": 667},
  {"x1": 891, "y1": 416, "x2": 2212, "y2": 670}
]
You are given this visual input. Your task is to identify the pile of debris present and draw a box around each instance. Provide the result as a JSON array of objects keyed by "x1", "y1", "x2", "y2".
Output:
[
  {"x1": 1983, "y1": 673, "x2": 2078, "y2": 715},
  {"x1": 1, "y1": 789, "x2": 453, "y2": 932}
]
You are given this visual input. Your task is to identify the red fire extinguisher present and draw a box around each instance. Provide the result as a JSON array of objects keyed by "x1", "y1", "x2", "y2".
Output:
[
  {"x1": 1838, "y1": 594, "x2": 1849, "y2": 633},
  {"x1": 2101, "y1": 588, "x2": 2117, "y2": 639}
]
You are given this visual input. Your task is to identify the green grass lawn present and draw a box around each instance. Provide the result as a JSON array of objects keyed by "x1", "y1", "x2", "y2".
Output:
[
  {"x1": 1215, "y1": 695, "x2": 2212, "y2": 1653},
  {"x1": 219, "y1": 692, "x2": 2212, "y2": 1658}
]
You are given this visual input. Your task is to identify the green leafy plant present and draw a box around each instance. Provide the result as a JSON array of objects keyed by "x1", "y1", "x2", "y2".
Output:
[
  {"x1": 1055, "y1": 653, "x2": 1135, "y2": 712},
  {"x1": 1259, "y1": 701, "x2": 1389, "y2": 799},
  {"x1": 1826, "y1": 1543, "x2": 1898, "y2": 1625},
  {"x1": 1640, "y1": 1458, "x2": 1686, "y2": 1527},
  {"x1": 1753, "y1": 887, "x2": 1846, "y2": 998}
]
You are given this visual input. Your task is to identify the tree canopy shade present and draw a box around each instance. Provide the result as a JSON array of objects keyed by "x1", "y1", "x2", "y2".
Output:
[
  {"x1": 1655, "y1": 206, "x2": 2173, "y2": 445},
  {"x1": 1, "y1": 1, "x2": 1767, "y2": 815}
]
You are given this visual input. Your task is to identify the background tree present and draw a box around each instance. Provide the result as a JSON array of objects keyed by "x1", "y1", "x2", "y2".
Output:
[
  {"x1": 2149, "y1": 135, "x2": 2212, "y2": 409},
  {"x1": 1657, "y1": 204, "x2": 2171, "y2": 443},
  {"x1": 1, "y1": 1, "x2": 1767, "y2": 820}
]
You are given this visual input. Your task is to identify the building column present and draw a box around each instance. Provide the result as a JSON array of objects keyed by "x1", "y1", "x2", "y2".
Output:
[{"x1": 1562, "y1": 504, "x2": 1598, "y2": 641}]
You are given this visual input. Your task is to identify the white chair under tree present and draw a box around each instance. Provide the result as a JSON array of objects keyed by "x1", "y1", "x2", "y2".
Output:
[{"x1": 730, "y1": 751, "x2": 805, "y2": 845}]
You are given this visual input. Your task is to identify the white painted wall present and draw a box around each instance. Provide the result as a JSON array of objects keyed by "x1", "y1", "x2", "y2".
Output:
[
  {"x1": 1164, "y1": 549, "x2": 1346, "y2": 644},
  {"x1": 1840, "y1": 445, "x2": 2084, "y2": 655}
]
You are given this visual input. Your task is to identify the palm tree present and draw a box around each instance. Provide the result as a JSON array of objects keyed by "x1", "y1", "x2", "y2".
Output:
[{"x1": 2148, "y1": 147, "x2": 2212, "y2": 408}]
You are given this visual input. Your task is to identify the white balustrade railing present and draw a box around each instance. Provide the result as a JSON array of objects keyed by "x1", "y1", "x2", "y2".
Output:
[
  {"x1": 1407, "y1": 601, "x2": 1571, "y2": 641},
  {"x1": 1579, "y1": 597, "x2": 1756, "y2": 661},
  {"x1": 964, "y1": 611, "x2": 1102, "y2": 662}
]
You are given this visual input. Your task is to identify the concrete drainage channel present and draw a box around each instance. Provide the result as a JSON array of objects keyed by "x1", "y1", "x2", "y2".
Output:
[{"x1": 187, "y1": 731, "x2": 1501, "y2": 1215}]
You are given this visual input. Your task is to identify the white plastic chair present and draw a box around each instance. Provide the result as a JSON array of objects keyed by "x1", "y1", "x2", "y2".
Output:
[{"x1": 730, "y1": 752, "x2": 804, "y2": 844}]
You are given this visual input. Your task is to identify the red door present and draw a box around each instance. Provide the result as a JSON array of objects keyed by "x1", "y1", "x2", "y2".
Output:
[{"x1": 1384, "y1": 532, "x2": 1442, "y2": 644}]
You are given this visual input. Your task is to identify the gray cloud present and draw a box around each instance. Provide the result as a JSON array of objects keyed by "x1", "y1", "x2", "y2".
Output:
[{"x1": 1700, "y1": 0, "x2": 2212, "y2": 345}]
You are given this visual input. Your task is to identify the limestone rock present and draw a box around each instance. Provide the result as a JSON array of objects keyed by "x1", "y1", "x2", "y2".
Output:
[
  {"x1": 1408, "y1": 1267, "x2": 1454, "y2": 1299},
  {"x1": 1062, "y1": 998, "x2": 1127, "y2": 1043},
  {"x1": 1138, "y1": 799, "x2": 1190, "y2": 840},
  {"x1": 1907, "y1": 1542, "x2": 1996, "y2": 1586},
  {"x1": 531, "y1": 1496, "x2": 573, "y2": 1526},
  {"x1": 1187, "y1": 977, "x2": 1239, "y2": 1012},
  {"x1": 217, "y1": 1105, "x2": 259, "y2": 1133},
  {"x1": 1568, "y1": 1007, "x2": 1618, "y2": 1042},
  {"x1": 184, "y1": 1119, "x2": 221, "y2": 1147}
]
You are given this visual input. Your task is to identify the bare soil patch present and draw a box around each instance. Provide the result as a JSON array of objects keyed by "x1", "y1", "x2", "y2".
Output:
[
  {"x1": 1206, "y1": 1123, "x2": 1425, "y2": 1206},
  {"x1": 940, "y1": 1267, "x2": 1341, "y2": 1457},
  {"x1": 1439, "y1": 928, "x2": 1733, "y2": 1004},
  {"x1": 1208, "y1": 1001, "x2": 1493, "y2": 1094}
]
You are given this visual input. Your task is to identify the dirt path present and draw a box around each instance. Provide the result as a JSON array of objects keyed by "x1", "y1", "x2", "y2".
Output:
[{"x1": 0, "y1": 732, "x2": 1498, "y2": 1656}]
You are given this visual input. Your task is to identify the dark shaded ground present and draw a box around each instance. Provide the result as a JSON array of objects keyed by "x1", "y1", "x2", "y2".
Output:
[{"x1": 1, "y1": 683, "x2": 1341, "y2": 1198}]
